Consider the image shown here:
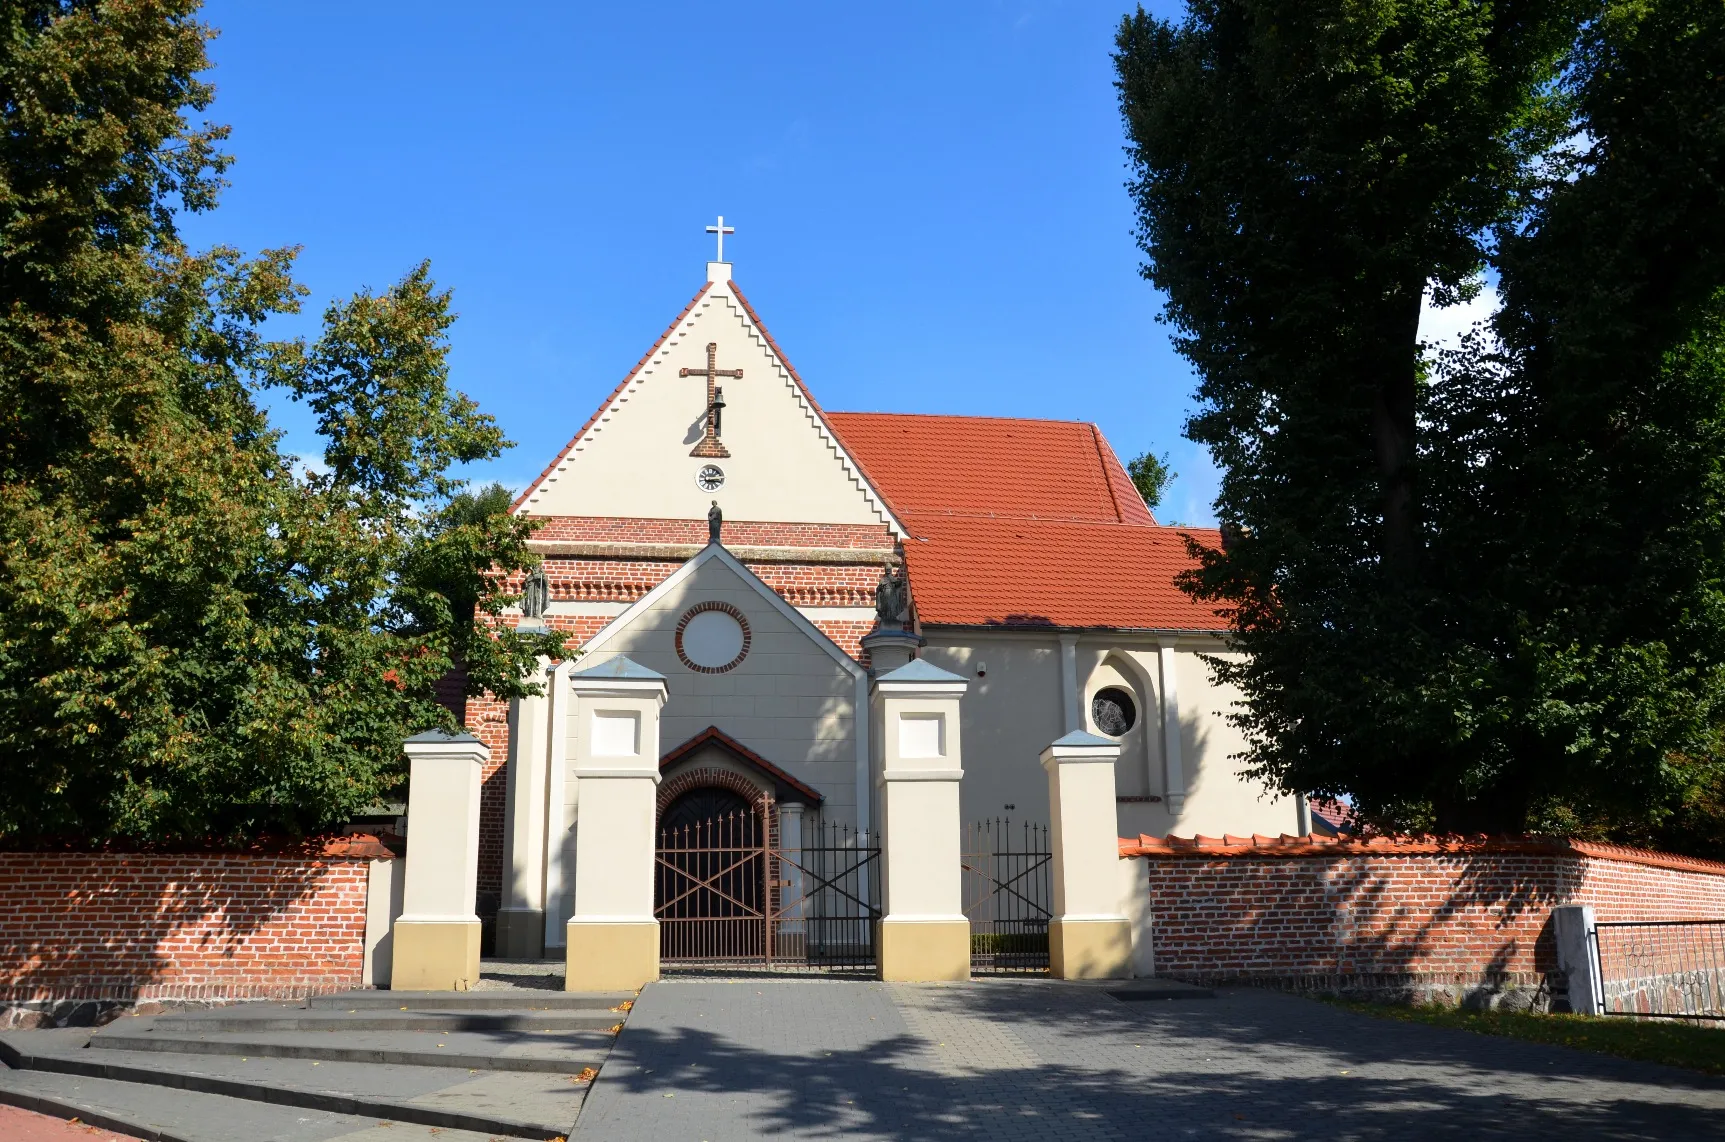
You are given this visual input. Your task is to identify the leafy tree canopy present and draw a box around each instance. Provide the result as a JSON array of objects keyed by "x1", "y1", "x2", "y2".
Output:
[
  {"x1": 1127, "y1": 450, "x2": 1175, "y2": 511},
  {"x1": 1118, "y1": 0, "x2": 1725, "y2": 846},
  {"x1": 0, "y1": 0, "x2": 561, "y2": 844}
]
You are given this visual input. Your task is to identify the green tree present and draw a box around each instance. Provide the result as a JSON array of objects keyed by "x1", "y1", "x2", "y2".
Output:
[
  {"x1": 0, "y1": 1, "x2": 559, "y2": 844},
  {"x1": 1422, "y1": 0, "x2": 1725, "y2": 841},
  {"x1": 1127, "y1": 450, "x2": 1175, "y2": 512},
  {"x1": 1119, "y1": 0, "x2": 1725, "y2": 844},
  {"x1": 1114, "y1": 0, "x2": 1584, "y2": 831}
]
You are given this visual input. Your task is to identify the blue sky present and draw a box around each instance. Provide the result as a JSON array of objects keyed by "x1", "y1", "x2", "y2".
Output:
[{"x1": 182, "y1": 1, "x2": 1490, "y2": 528}]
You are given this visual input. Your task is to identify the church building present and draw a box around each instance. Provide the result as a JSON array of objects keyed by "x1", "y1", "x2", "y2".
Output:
[{"x1": 470, "y1": 243, "x2": 1306, "y2": 959}]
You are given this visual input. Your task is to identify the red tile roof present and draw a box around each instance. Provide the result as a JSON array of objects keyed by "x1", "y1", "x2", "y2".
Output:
[
  {"x1": 823, "y1": 413, "x2": 1156, "y2": 525},
  {"x1": 824, "y1": 412, "x2": 1226, "y2": 631}
]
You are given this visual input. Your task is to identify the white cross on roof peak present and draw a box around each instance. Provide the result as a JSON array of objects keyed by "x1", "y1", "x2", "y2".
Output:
[{"x1": 706, "y1": 215, "x2": 735, "y2": 262}]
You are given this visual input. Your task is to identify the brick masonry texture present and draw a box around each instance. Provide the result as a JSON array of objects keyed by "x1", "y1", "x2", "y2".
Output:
[
  {"x1": 526, "y1": 516, "x2": 895, "y2": 550},
  {"x1": 0, "y1": 851, "x2": 373, "y2": 1006},
  {"x1": 1134, "y1": 845, "x2": 1725, "y2": 995},
  {"x1": 498, "y1": 557, "x2": 881, "y2": 607}
]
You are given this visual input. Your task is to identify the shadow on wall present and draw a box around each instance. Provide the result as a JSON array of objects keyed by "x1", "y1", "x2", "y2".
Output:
[
  {"x1": 0, "y1": 844, "x2": 379, "y2": 1028},
  {"x1": 1144, "y1": 846, "x2": 1584, "y2": 1009}
]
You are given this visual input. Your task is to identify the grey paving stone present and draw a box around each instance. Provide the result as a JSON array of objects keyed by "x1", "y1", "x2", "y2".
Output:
[
  {"x1": 140, "y1": 1005, "x2": 615, "y2": 1033},
  {"x1": 83, "y1": 1025, "x2": 615, "y2": 1073},
  {"x1": 3, "y1": 1036, "x2": 585, "y2": 1136},
  {"x1": 574, "y1": 977, "x2": 1725, "y2": 1141},
  {"x1": 0, "y1": 1069, "x2": 509, "y2": 1142}
]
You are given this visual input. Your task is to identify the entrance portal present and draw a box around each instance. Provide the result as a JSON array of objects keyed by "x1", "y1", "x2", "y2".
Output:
[{"x1": 654, "y1": 790, "x2": 882, "y2": 974}]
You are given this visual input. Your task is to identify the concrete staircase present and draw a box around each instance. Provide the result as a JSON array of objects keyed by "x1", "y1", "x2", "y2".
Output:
[{"x1": 0, "y1": 988, "x2": 634, "y2": 1142}]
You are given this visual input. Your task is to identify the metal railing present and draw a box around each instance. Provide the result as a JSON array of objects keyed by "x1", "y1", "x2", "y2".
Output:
[
  {"x1": 962, "y1": 819, "x2": 1051, "y2": 975},
  {"x1": 1594, "y1": 919, "x2": 1725, "y2": 1020}
]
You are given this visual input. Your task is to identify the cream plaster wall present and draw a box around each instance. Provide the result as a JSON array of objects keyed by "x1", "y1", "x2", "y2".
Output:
[
  {"x1": 924, "y1": 631, "x2": 1300, "y2": 841},
  {"x1": 919, "y1": 634, "x2": 1063, "y2": 826},
  {"x1": 519, "y1": 287, "x2": 891, "y2": 528},
  {"x1": 567, "y1": 557, "x2": 857, "y2": 821}
]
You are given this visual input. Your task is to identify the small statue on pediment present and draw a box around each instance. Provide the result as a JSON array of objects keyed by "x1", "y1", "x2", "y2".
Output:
[{"x1": 874, "y1": 563, "x2": 909, "y2": 630}]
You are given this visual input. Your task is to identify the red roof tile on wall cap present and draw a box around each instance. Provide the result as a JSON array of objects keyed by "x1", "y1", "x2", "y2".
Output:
[{"x1": 1116, "y1": 832, "x2": 1725, "y2": 878}]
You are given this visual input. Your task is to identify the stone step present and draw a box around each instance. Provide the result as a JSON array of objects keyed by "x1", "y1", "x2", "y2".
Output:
[
  {"x1": 0, "y1": 1067, "x2": 509, "y2": 1142},
  {"x1": 84, "y1": 1025, "x2": 615, "y2": 1073},
  {"x1": 137, "y1": 1005, "x2": 620, "y2": 1033},
  {"x1": 0, "y1": 1034, "x2": 583, "y2": 1139},
  {"x1": 308, "y1": 990, "x2": 629, "y2": 1012}
]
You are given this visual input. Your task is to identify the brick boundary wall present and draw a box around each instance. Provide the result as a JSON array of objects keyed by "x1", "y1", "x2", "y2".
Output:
[
  {"x1": 1120, "y1": 834, "x2": 1725, "y2": 1007},
  {"x1": 0, "y1": 838, "x2": 388, "y2": 1026}
]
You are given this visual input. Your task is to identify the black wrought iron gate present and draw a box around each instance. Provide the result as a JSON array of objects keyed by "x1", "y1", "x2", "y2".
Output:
[
  {"x1": 962, "y1": 819, "x2": 1052, "y2": 974},
  {"x1": 655, "y1": 809, "x2": 881, "y2": 974}
]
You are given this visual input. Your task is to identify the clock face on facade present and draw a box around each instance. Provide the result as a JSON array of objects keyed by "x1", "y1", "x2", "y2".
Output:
[{"x1": 695, "y1": 465, "x2": 725, "y2": 492}]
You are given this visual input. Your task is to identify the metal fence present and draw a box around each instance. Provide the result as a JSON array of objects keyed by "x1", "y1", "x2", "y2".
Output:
[
  {"x1": 1595, "y1": 920, "x2": 1725, "y2": 1020},
  {"x1": 962, "y1": 819, "x2": 1051, "y2": 975},
  {"x1": 655, "y1": 810, "x2": 879, "y2": 975}
]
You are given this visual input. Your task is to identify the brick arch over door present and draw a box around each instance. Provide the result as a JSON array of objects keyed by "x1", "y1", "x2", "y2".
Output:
[{"x1": 657, "y1": 767, "x2": 775, "y2": 818}]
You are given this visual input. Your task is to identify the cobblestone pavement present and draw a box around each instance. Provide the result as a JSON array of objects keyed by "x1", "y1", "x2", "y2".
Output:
[{"x1": 573, "y1": 978, "x2": 1725, "y2": 1141}]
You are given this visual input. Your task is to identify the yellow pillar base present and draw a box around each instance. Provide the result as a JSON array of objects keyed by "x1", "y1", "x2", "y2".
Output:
[
  {"x1": 566, "y1": 920, "x2": 660, "y2": 991},
  {"x1": 1050, "y1": 917, "x2": 1132, "y2": 980},
  {"x1": 390, "y1": 920, "x2": 481, "y2": 991},
  {"x1": 879, "y1": 919, "x2": 970, "y2": 982}
]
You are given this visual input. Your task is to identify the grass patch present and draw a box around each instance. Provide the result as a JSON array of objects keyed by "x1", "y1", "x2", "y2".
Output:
[{"x1": 1327, "y1": 998, "x2": 1725, "y2": 1076}]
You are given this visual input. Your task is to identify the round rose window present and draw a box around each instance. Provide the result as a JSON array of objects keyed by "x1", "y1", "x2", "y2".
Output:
[{"x1": 676, "y1": 602, "x2": 751, "y2": 673}]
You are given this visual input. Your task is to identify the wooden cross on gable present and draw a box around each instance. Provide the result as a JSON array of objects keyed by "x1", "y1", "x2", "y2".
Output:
[{"x1": 681, "y1": 342, "x2": 740, "y2": 458}]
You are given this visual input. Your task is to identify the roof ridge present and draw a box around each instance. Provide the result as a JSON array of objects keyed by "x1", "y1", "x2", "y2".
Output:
[
  {"x1": 511, "y1": 281, "x2": 714, "y2": 514},
  {"x1": 827, "y1": 410, "x2": 1097, "y2": 429}
]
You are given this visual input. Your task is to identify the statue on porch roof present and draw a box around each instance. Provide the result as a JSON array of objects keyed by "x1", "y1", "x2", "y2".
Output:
[
  {"x1": 708, "y1": 500, "x2": 723, "y2": 545},
  {"x1": 874, "y1": 562, "x2": 909, "y2": 630}
]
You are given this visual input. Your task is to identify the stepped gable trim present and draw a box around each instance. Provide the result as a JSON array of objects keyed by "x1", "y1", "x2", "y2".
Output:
[
  {"x1": 660, "y1": 725, "x2": 824, "y2": 807},
  {"x1": 725, "y1": 279, "x2": 906, "y2": 538},
  {"x1": 511, "y1": 281, "x2": 714, "y2": 514},
  {"x1": 1116, "y1": 832, "x2": 1725, "y2": 878}
]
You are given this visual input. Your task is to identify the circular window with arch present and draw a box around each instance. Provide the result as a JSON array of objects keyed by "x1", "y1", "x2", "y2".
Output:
[
  {"x1": 1091, "y1": 686, "x2": 1138, "y2": 737},
  {"x1": 675, "y1": 601, "x2": 752, "y2": 673}
]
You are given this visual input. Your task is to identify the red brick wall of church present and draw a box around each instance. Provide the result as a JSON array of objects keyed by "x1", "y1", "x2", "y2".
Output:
[
  {"x1": 0, "y1": 844, "x2": 381, "y2": 1016},
  {"x1": 528, "y1": 515, "x2": 894, "y2": 550},
  {"x1": 1130, "y1": 839, "x2": 1725, "y2": 995}
]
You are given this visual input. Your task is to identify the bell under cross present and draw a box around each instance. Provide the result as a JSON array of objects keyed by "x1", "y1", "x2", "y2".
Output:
[{"x1": 681, "y1": 341, "x2": 740, "y2": 458}]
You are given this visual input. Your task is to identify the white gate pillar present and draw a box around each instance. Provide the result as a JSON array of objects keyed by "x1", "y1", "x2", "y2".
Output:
[
  {"x1": 1042, "y1": 731, "x2": 1133, "y2": 979},
  {"x1": 498, "y1": 658, "x2": 552, "y2": 959},
  {"x1": 564, "y1": 656, "x2": 667, "y2": 992},
  {"x1": 874, "y1": 660, "x2": 970, "y2": 981},
  {"x1": 391, "y1": 730, "x2": 488, "y2": 990}
]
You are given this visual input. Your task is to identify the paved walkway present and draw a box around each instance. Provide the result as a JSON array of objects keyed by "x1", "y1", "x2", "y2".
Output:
[{"x1": 575, "y1": 978, "x2": 1725, "y2": 1141}]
